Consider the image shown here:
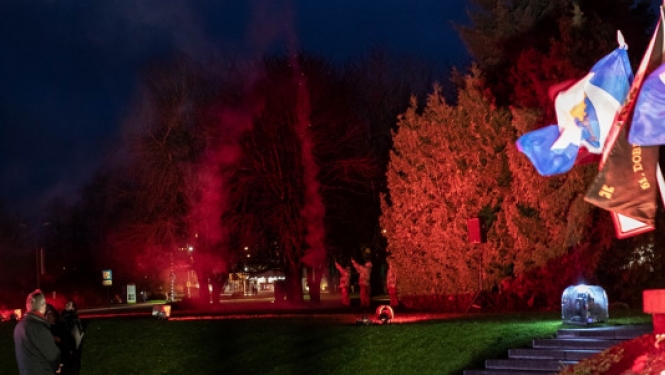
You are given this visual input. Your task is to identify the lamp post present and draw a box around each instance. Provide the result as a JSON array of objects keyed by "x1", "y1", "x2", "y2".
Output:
[
  {"x1": 169, "y1": 249, "x2": 175, "y2": 303},
  {"x1": 186, "y1": 246, "x2": 193, "y2": 298},
  {"x1": 35, "y1": 221, "x2": 50, "y2": 289}
]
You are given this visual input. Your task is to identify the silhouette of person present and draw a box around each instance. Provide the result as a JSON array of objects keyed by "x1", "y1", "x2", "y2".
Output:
[
  {"x1": 14, "y1": 289, "x2": 61, "y2": 375},
  {"x1": 45, "y1": 304, "x2": 76, "y2": 375},
  {"x1": 62, "y1": 301, "x2": 83, "y2": 375}
]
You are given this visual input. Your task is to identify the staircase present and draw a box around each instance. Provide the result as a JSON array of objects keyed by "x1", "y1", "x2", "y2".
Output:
[{"x1": 463, "y1": 325, "x2": 652, "y2": 375}]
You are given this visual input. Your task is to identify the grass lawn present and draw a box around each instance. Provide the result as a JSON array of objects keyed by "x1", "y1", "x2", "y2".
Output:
[{"x1": 0, "y1": 309, "x2": 651, "y2": 375}]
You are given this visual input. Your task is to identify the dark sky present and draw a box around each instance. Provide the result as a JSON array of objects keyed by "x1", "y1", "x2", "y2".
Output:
[{"x1": 0, "y1": 0, "x2": 470, "y2": 218}]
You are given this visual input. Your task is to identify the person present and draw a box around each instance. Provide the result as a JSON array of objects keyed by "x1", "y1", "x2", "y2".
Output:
[
  {"x1": 352, "y1": 259, "x2": 372, "y2": 307},
  {"x1": 45, "y1": 304, "x2": 76, "y2": 375},
  {"x1": 61, "y1": 301, "x2": 83, "y2": 375},
  {"x1": 334, "y1": 261, "x2": 351, "y2": 306},
  {"x1": 386, "y1": 261, "x2": 398, "y2": 307},
  {"x1": 14, "y1": 289, "x2": 62, "y2": 375}
]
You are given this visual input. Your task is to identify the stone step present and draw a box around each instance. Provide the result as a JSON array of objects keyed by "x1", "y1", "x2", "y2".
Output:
[
  {"x1": 509, "y1": 348, "x2": 601, "y2": 360},
  {"x1": 532, "y1": 338, "x2": 619, "y2": 350},
  {"x1": 463, "y1": 325, "x2": 653, "y2": 375},
  {"x1": 486, "y1": 359, "x2": 577, "y2": 372},
  {"x1": 557, "y1": 325, "x2": 652, "y2": 340}
]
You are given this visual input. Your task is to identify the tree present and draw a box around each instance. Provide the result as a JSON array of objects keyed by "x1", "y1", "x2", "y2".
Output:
[
  {"x1": 92, "y1": 49, "x2": 454, "y2": 306},
  {"x1": 328, "y1": 51, "x2": 447, "y2": 292},
  {"x1": 110, "y1": 56, "x2": 218, "y2": 301},
  {"x1": 381, "y1": 70, "x2": 514, "y2": 305},
  {"x1": 381, "y1": 66, "x2": 624, "y2": 310},
  {"x1": 496, "y1": 105, "x2": 613, "y2": 307},
  {"x1": 440, "y1": 0, "x2": 664, "y2": 310},
  {"x1": 596, "y1": 221, "x2": 665, "y2": 306},
  {"x1": 183, "y1": 59, "x2": 261, "y2": 305},
  {"x1": 458, "y1": 0, "x2": 655, "y2": 106},
  {"x1": 231, "y1": 53, "x2": 406, "y2": 302}
]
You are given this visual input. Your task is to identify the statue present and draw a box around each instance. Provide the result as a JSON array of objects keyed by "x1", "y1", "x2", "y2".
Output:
[
  {"x1": 335, "y1": 261, "x2": 351, "y2": 306},
  {"x1": 352, "y1": 259, "x2": 372, "y2": 307}
]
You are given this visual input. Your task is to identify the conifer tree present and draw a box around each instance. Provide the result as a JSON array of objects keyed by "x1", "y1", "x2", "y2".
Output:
[
  {"x1": 459, "y1": 0, "x2": 655, "y2": 106},
  {"x1": 382, "y1": 70, "x2": 622, "y2": 309},
  {"x1": 381, "y1": 70, "x2": 513, "y2": 301},
  {"x1": 499, "y1": 107, "x2": 604, "y2": 278}
]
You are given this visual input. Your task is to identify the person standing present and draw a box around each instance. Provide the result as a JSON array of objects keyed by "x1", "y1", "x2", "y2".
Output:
[
  {"x1": 352, "y1": 259, "x2": 372, "y2": 307},
  {"x1": 334, "y1": 261, "x2": 351, "y2": 306},
  {"x1": 386, "y1": 261, "x2": 398, "y2": 307},
  {"x1": 61, "y1": 301, "x2": 83, "y2": 375},
  {"x1": 14, "y1": 289, "x2": 62, "y2": 375},
  {"x1": 45, "y1": 304, "x2": 75, "y2": 375}
]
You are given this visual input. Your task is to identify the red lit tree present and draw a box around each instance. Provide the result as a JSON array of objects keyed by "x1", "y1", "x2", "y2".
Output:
[
  {"x1": 498, "y1": 105, "x2": 610, "y2": 305},
  {"x1": 452, "y1": 0, "x2": 663, "y2": 308},
  {"x1": 381, "y1": 70, "x2": 513, "y2": 301},
  {"x1": 381, "y1": 70, "x2": 618, "y2": 309}
]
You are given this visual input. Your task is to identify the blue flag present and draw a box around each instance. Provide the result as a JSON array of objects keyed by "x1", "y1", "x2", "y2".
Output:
[
  {"x1": 516, "y1": 125, "x2": 578, "y2": 176},
  {"x1": 517, "y1": 41, "x2": 633, "y2": 176},
  {"x1": 628, "y1": 63, "x2": 665, "y2": 146}
]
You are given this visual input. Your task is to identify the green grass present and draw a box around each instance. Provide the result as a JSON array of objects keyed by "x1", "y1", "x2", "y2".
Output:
[{"x1": 0, "y1": 310, "x2": 651, "y2": 375}]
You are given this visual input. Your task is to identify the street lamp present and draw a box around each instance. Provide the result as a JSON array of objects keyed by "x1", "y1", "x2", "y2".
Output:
[
  {"x1": 169, "y1": 247, "x2": 175, "y2": 303},
  {"x1": 35, "y1": 221, "x2": 51, "y2": 289},
  {"x1": 186, "y1": 245, "x2": 193, "y2": 297}
]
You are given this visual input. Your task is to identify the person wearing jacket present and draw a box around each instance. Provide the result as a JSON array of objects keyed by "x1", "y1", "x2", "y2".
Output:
[
  {"x1": 45, "y1": 304, "x2": 76, "y2": 375},
  {"x1": 61, "y1": 301, "x2": 83, "y2": 375},
  {"x1": 14, "y1": 289, "x2": 62, "y2": 375}
]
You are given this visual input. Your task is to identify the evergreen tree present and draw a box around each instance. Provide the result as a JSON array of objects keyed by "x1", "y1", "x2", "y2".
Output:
[
  {"x1": 442, "y1": 0, "x2": 663, "y2": 309},
  {"x1": 382, "y1": 69, "x2": 632, "y2": 309},
  {"x1": 458, "y1": 0, "x2": 655, "y2": 107},
  {"x1": 496, "y1": 106, "x2": 612, "y2": 306},
  {"x1": 381, "y1": 70, "x2": 513, "y2": 302}
]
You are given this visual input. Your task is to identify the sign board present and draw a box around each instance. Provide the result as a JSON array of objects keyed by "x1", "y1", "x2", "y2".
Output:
[
  {"x1": 467, "y1": 218, "x2": 485, "y2": 243},
  {"x1": 102, "y1": 269, "x2": 113, "y2": 286},
  {"x1": 127, "y1": 284, "x2": 136, "y2": 304}
]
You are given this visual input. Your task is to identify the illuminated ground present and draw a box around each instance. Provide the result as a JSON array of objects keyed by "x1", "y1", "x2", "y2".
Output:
[{"x1": 78, "y1": 292, "x2": 464, "y2": 324}]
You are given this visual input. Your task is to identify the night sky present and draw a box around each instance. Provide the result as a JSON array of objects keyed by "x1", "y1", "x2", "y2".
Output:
[{"x1": 0, "y1": 0, "x2": 469, "y2": 218}]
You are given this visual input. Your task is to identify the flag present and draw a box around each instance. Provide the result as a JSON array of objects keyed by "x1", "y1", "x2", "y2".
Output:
[
  {"x1": 611, "y1": 212, "x2": 656, "y2": 238},
  {"x1": 515, "y1": 125, "x2": 579, "y2": 176},
  {"x1": 553, "y1": 41, "x2": 633, "y2": 155},
  {"x1": 628, "y1": 63, "x2": 665, "y2": 146},
  {"x1": 584, "y1": 7, "x2": 665, "y2": 238},
  {"x1": 584, "y1": 126, "x2": 660, "y2": 235},
  {"x1": 516, "y1": 34, "x2": 633, "y2": 176}
]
